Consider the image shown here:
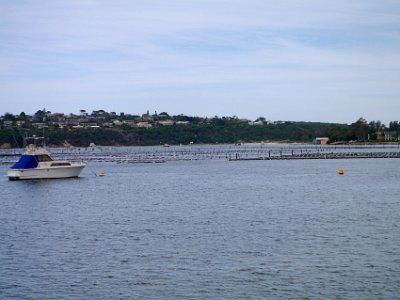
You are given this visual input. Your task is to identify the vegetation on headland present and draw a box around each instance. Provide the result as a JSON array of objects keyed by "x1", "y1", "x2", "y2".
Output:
[{"x1": 0, "y1": 109, "x2": 399, "y2": 148}]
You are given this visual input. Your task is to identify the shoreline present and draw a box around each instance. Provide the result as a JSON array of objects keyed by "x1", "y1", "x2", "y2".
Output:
[{"x1": 1, "y1": 140, "x2": 400, "y2": 150}]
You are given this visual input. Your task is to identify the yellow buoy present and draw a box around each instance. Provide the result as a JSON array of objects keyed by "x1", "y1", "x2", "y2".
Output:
[
  {"x1": 99, "y1": 171, "x2": 106, "y2": 177},
  {"x1": 338, "y1": 168, "x2": 344, "y2": 175}
]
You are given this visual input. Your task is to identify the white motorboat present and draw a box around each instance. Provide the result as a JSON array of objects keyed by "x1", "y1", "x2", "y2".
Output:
[{"x1": 7, "y1": 138, "x2": 85, "y2": 180}]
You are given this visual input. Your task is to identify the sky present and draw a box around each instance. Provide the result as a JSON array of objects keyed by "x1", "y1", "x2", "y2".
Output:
[{"x1": 1, "y1": 0, "x2": 400, "y2": 124}]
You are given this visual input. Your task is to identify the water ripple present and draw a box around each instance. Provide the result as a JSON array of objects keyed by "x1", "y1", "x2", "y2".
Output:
[{"x1": 1, "y1": 158, "x2": 400, "y2": 299}]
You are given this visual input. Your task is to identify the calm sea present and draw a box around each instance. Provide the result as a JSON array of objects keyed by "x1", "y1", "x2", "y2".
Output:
[{"x1": 1, "y1": 152, "x2": 400, "y2": 299}]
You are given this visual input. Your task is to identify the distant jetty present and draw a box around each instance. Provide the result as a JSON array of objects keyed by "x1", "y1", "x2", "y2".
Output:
[
  {"x1": 1, "y1": 144, "x2": 400, "y2": 165},
  {"x1": 228, "y1": 151, "x2": 400, "y2": 161}
]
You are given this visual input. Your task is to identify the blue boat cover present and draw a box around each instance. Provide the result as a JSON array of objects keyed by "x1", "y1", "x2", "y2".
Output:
[{"x1": 10, "y1": 155, "x2": 38, "y2": 169}]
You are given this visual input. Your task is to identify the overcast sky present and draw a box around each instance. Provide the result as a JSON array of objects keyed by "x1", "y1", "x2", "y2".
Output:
[{"x1": 1, "y1": 0, "x2": 399, "y2": 124}]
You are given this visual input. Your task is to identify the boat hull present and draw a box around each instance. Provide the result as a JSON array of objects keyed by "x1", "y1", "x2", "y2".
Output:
[{"x1": 8, "y1": 164, "x2": 86, "y2": 180}]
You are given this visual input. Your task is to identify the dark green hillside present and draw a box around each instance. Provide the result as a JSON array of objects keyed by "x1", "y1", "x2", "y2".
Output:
[{"x1": 0, "y1": 111, "x2": 398, "y2": 147}]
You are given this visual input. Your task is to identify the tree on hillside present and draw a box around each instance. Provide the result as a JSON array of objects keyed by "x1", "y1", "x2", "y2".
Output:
[
  {"x1": 34, "y1": 109, "x2": 47, "y2": 122},
  {"x1": 18, "y1": 112, "x2": 27, "y2": 120},
  {"x1": 389, "y1": 121, "x2": 400, "y2": 131},
  {"x1": 369, "y1": 120, "x2": 385, "y2": 132},
  {"x1": 3, "y1": 113, "x2": 15, "y2": 121},
  {"x1": 350, "y1": 118, "x2": 369, "y2": 141}
]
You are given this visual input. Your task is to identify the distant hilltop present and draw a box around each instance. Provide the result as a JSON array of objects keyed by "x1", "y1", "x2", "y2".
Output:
[{"x1": 0, "y1": 109, "x2": 399, "y2": 147}]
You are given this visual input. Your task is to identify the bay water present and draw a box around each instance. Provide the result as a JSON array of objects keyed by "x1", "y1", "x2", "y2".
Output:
[{"x1": 1, "y1": 155, "x2": 400, "y2": 299}]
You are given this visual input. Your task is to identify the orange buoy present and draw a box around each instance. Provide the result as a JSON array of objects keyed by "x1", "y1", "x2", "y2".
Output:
[{"x1": 338, "y1": 168, "x2": 344, "y2": 175}]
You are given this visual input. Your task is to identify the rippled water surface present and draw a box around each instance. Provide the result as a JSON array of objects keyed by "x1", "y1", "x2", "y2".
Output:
[{"x1": 1, "y1": 156, "x2": 400, "y2": 299}]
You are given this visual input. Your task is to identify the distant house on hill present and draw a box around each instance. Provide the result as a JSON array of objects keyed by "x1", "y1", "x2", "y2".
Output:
[
  {"x1": 384, "y1": 131, "x2": 398, "y2": 141},
  {"x1": 136, "y1": 122, "x2": 152, "y2": 128},
  {"x1": 112, "y1": 120, "x2": 123, "y2": 126},
  {"x1": 158, "y1": 120, "x2": 174, "y2": 126},
  {"x1": 313, "y1": 137, "x2": 329, "y2": 145},
  {"x1": 123, "y1": 120, "x2": 136, "y2": 127},
  {"x1": 16, "y1": 121, "x2": 25, "y2": 127},
  {"x1": 80, "y1": 122, "x2": 98, "y2": 128},
  {"x1": 3, "y1": 120, "x2": 13, "y2": 128},
  {"x1": 175, "y1": 121, "x2": 190, "y2": 125},
  {"x1": 376, "y1": 131, "x2": 385, "y2": 141},
  {"x1": 32, "y1": 122, "x2": 48, "y2": 129},
  {"x1": 66, "y1": 119, "x2": 80, "y2": 126},
  {"x1": 248, "y1": 120, "x2": 264, "y2": 126}
]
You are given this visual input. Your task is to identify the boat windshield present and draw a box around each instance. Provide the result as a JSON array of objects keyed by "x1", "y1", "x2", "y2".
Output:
[{"x1": 35, "y1": 154, "x2": 53, "y2": 162}]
